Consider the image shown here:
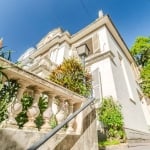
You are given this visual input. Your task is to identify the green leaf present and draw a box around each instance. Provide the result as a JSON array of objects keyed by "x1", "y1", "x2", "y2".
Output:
[
  {"x1": 49, "y1": 57, "x2": 92, "y2": 97},
  {"x1": 98, "y1": 97, "x2": 125, "y2": 139}
]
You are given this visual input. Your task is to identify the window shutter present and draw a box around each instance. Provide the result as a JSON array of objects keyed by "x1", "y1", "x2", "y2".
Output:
[
  {"x1": 92, "y1": 33, "x2": 100, "y2": 53},
  {"x1": 92, "y1": 68, "x2": 101, "y2": 99}
]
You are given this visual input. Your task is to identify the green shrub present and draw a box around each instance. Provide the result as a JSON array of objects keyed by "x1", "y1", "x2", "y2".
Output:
[
  {"x1": 98, "y1": 97, "x2": 125, "y2": 140},
  {"x1": 99, "y1": 139, "x2": 120, "y2": 147},
  {"x1": 35, "y1": 96, "x2": 48, "y2": 129},
  {"x1": 50, "y1": 115, "x2": 57, "y2": 129},
  {"x1": 140, "y1": 62, "x2": 150, "y2": 98},
  {"x1": 0, "y1": 46, "x2": 12, "y2": 60},
  {"x1": 49, "y1": 57, "x2": 92, "y2": 97},
  {"x1": 0, "y1": 80, "x2": 19, "y2": 123},
  {"x1": 16, "y1": 94, "x2": 33, "y2": 128}
]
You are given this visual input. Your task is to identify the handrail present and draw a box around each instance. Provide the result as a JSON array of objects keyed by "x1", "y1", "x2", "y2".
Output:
[{"x1": 27, "y1": 97, "x2": 95, "y2": 150}]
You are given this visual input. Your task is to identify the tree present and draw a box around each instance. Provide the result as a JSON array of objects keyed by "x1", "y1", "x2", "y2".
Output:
[
  {"x1": 130, "y1": 36, "x2": 150, "y2": 97},
  {"x1": 140, "y1": 62, "x2": 150, "y2": 98},
  {"x1": 0, "y1": 39, "x2": 15, "y2": 122},
  {"x1": 49, "y1": 57, "x2": 92, "y2": 97},
  {"x1": 0, "y1": 46, "x2": 12, "y2": 61},
  {"x1": 0, "y1": 38, "x2": 12, "y2": 89},
  {"x1": 0, "y1": 65, "x2": 9, "y2": 90},
  {"x1": 0, "y1": 38, "x2": 12, "y2": 61},
  {"x1": 0, "y1": 38, "x2": 11, "y2": 88},
  {"x1": 130, "y1": 36, "x2": 150, "y2": 67}
]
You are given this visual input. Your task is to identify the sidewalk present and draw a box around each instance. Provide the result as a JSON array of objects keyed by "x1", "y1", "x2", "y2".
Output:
[
  {"x1": 128, "y1": 142, "x2": 150, "y2": 150},
  {"x1": 99, "y1": 142, "x2": 150, "y2": 150}
]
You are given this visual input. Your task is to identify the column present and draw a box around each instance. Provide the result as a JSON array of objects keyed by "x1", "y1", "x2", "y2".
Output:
[{"x1": 23, "y1": 89, "x2": 41, "y2": 130}]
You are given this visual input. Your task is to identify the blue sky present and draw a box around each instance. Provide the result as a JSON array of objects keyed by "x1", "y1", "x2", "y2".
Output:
[{"x1": 0, "y1": 0, "x2": 150, "y2": 62}]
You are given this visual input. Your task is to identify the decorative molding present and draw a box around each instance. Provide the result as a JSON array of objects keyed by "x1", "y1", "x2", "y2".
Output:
[{"x1": 85, "y1": 50, "x2": 115, "y2": 66}]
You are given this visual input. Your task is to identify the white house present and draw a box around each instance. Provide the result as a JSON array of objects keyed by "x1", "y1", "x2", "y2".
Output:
[{"x1": 19, "y1": 11, "x2": 150, "y2": 139}]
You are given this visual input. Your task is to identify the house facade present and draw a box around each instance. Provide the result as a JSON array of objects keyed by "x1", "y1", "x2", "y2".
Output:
[{"x1": 19, "y1": 12, "x2": 150, "y2": 137}]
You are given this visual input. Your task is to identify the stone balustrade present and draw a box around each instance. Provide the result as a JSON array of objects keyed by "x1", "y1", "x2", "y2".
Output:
[{"x1": 0, "y1": 57, "x2": 86, "y2": 134}]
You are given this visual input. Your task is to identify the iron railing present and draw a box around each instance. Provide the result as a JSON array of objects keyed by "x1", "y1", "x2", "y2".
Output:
[{"x1": 27, "y1": 97, "x2": 95, "y2": 150}]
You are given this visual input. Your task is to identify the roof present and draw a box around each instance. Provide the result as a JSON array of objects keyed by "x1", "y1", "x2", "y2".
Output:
[{"x1": 19, "y1": 14, "x2": 136, "y2": 66}]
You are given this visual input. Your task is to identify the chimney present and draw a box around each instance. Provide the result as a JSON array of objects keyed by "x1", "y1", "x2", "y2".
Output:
[
  {"x1": 98, "y1": 10, "x2": 104, "y2": 19},
  {"x1": 0, "y1": 38, "x2": 3, "y2": 48}
]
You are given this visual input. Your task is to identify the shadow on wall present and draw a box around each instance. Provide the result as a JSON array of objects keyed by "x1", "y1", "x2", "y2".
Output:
[
  {"x1": 97, "y1": 130, "x2": 107, "y2": 150},
  {"x1": 54, "y1": 135, "x2": 80, "y2": 150},
  {"x1": 0, "y1": 129, "x2": 24, "y2": 150},
  {"x1": 41, "y1": 108, "x2": 97, "y2": 150}
]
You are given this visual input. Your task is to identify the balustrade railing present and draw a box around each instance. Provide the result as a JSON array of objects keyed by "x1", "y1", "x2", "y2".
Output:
[
  {"x1": 0, "y1": 57, "x2": 86, "y2": 134},
  {"x1": 28, "y1": 97, "x2": 95, "y2": 150}
]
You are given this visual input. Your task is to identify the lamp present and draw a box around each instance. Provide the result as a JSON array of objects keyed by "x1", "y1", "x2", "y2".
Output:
[
  {"x1": 76, "y1": 44, "x2": 90, "y2": 69},
  {"x1": 76, "y1": 44, "x2": 91, "y2": 98}
]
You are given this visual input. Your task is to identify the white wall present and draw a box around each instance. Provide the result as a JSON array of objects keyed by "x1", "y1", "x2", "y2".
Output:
[
  {"x1": 104, "y1": 27, "x2": 149, "y2": 132},
  {"x1": 90, "y1": 58, "x2": 118, "y2": 101},
  {"x1": 98, "y1": 26, "x2": 110, "y2": 52},
  {"x1": 49, "y1": 42, "x2": 70, "y2": 65}
]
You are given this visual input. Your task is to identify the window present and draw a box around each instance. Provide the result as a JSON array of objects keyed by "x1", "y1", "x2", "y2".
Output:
[
  {"x1": 50, "y1": 48, "x2": 58, "y2": 63},
  {"x1": 56, "y1": 48, "x2": 64, "y2": 64}
]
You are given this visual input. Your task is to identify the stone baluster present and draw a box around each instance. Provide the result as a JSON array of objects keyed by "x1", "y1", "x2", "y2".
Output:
[
  {"x1": 23, "y1": 89, "x2": 41, "y2": 130},
  {"x1": 6, "y1": 82, "x2": 27, "y2": 128},
  {"x1": 55, "y1": 98, "x2": 68, "y2": 126},
  {"x1": 0, "y1": 76, "x2": 6, "y2": 90},
  {"x1": 41, "y1": 94, "x2": 53, "y2": 131},
  {"x1": 66, "y1": 102, "x2": 75, "y2": 134},
  {"x1": 52, "y1": 96, "x2": 59, "y2": 116},
  {"x1": 2, "y1": 76, "x2": 7, "y2": 83}
]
